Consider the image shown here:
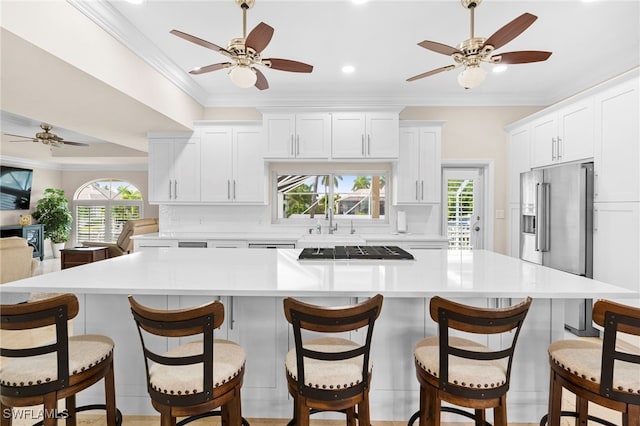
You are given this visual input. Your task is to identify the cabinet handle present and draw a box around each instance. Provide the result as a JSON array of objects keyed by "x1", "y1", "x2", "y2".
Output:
[
  {"x1": 557, "y1": 137, "x2": 563, "y2": 160},
  {"x1": 233, "y1": 180, "x2": 236, "y2": 200},
  {"x1": 290, "y1": 135, "x2": 294, "y2": 156},
  {"x1": 421, "y1": 181, "x2": 424, "y2": 200},
  {"x1": 367, "y1": 134, "x2": 371, "y2": 156},
  {"x1": 174, "y1": 180, "x2": 177, "y2": 199},
  {"x1": 361, "y1": 134, "x2": 365, "y2": 155},
  {"x1": 168, "y1": 180, "x2": 172, "y2": 199},
  {"x1": 415, "y1": 181, "x2": 419, "y2": 201},
  {"x1": 594, "y1": 173, "x2": 599, "y2": 198},
  {"x1": 229, "y1": 296, "x2": 235, "y2": 330},
  {"x1": 227, "y1": 180, "x2": 231, "y2": 200},
  {"x1": 593, "y1": 207, "x2": 599, "y2": 232},
  {"x1": 296, "y1": 135, "x2": 300, "y2": 156},
  {"x1": 551, "y1": 137, "x2": 557, "y2": 160}
]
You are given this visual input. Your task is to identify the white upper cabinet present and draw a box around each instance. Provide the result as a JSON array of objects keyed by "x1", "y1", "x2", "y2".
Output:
[
  {"x1": 263, "y1": 113, "x2": 331, "y2": 159},
  {"x1": 148, "y1": 136, "x2": 200, "y2": 204},
  {"x1": 593, "y1": 77, "x2": 640, "y2": 202},
  {"x1": 331, "y1": 112, "x2": 399, "y2": 159},
  {"x1": 508, "y1": 125, "x2": 530, "y2": 204},
  {"x1": 530, "y1": 98, "x2": 594, "y2": 168},
  {"x1": 394, "y1": 126, "x2": 442, "y2": 204},
  {"x1": 200, "y1": 125, "x2": 266, "y2": 204}
]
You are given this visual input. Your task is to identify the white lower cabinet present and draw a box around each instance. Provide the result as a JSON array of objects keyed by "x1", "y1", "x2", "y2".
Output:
[{"x1": 593, "y1": 202, "x2": 640, "y2": 292}]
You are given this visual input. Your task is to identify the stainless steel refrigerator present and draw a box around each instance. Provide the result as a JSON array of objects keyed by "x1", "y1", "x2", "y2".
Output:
[{"x1": 520, "y1": 161, "x2": 599, "y2": 336}]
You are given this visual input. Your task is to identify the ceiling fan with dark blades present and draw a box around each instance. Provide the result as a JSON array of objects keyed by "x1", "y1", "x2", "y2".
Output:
[
  {"x1": 4, "y1": 123, "x2": 89, "y2": 148},
  {"x1": 171, "y1": 0, "x2": 313, "y2": 90},
  {"x1": 407, "y1": 0, "x2": 552, "y2": 89}
]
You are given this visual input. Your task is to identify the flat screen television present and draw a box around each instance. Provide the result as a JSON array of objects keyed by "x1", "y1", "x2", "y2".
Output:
[{"x1": 0, "y1": 166, "x2": 33, "y2": 210}]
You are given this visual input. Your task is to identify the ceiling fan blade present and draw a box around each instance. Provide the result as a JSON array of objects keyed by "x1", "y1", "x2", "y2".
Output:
[
  {"x1": 492, "y1": 50, "x2": 552, "y2": 64},
  {"x1": 3, "y1": 133, "x2": 33, "y2": 139},
  {"x1": 60, "y1": 141, "x2": 89, "y2": 147},
  {"x1": 245, "y1": 22, "x2": 274, "y2": 54},
  {"x1": 254, "y1": 68, "x2": 269, "y2": 91},
  {"x1": 418, "y1": 40, "x2": 462, "y2": 56},
  {"x1": 264, "y1": 58, "x2": 313, "y2": 73},
  {"x1": 483, "y1": 13, "x2": 538, "y2": 51},
  {"x1": 190, "y1": 62, "x2": 233, "y2": 75},
  {"x1": 170, "y1": 29, "x2": 231, "y2": 56},
  {"x1": 407, "y1": 65, "x2": 457, "y2": 82},
  {"x1": 9, "y1": 139, "x2": 36, "y2": 143}
]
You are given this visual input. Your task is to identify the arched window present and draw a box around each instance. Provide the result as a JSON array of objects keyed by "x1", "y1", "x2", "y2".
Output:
[{"x1": 74, "y1": 179, "x2": 144, "y2": 244}]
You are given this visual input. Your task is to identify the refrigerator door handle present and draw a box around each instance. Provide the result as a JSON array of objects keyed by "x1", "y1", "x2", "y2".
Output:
[{"x1": 538, "y1": 182, "x2": 551, "y2": 252}]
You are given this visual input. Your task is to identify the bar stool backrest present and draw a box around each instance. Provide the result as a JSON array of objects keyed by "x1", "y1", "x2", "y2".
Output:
[
  {"x1": 429, "y1": 296, "x2": 532, "y2": 400},
  {"x1": 592, "y1": 299, "x2": 640, "y2": 405}
]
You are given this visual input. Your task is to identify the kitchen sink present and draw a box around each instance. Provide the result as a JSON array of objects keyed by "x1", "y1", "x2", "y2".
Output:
[{"x1": 297, "y1": 234, "x2": 366, "y2": 248}]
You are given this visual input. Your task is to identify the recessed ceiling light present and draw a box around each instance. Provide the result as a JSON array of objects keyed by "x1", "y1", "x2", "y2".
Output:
[
  {"x1": 493, "y1": 65, "x2": 508, "y2": 73},
  {"x1": 352, "y1": 0, "x2": 370, "y2": 4},
  {"x1": 124, "y1": 0, "x2": 145, "y2": 4},
  {"x1": 342, "y1": 65, "x2": 356, "y2": 74}
]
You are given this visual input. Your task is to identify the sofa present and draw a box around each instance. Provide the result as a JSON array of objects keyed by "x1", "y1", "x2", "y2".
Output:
[{"x1": 82, "y1": 217, "x2": 159, "y2": 257}]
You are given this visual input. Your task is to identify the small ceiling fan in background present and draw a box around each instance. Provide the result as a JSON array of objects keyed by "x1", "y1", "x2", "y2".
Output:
[
  {"x1": 170, "y1": 0, "x2": 313, "y2": 90},
  {"x1": 407, "y1": 0, "x2": 552, "y2": 89},
  {"x1": 4, "y1": 123, "x2": 89, "y2": 148}
]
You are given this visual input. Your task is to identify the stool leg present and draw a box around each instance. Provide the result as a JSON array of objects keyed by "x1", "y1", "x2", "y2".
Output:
[
  {"x1": 295, "y1": 396, "x2": 310, "y2": 426},
  {"x1": 104, "y1": 360, "x2": 117, "y2": 426},
  {"x1": 623, "y1": 404, "x2": 640, "y2": 426},
  {"x1": 421, "y1": 385, "x2": 440, "y2": 426},
  {"x1": 576, "y1": 395, "x2": 588, "y2": 425},
  {"x1": 65, "y1": 395, "x2": 77, "y2": 426},
  {"x1": 43, "y1": 393, "x2": 57, "y2": 426},
  {"x1": 474, "y1": 409, "x2": 485, "y2": 426},
  {"x1": 346, "y1": 407, "x2": 356, "y2": 426},
  {"x1": 1, "y1": 401, "x2": 12, "y2": 426},
  {"x1": 357, "y1": 391, "x2": 371, "y2": 426},
  {"x1": 493, "y1": 395, "x2": 508, "y2": 426},
  {"x1": 547, "y1": 370, "x2": 562, "y2": 426}
]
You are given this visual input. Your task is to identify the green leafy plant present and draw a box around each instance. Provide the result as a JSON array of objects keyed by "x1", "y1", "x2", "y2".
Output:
[{"x1": 32, "y1": 188, "x2": 73, "y2": 243}]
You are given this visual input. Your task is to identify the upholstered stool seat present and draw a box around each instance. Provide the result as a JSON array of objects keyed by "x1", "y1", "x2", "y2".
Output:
[
  {"x1": 414, "y1": 336, "x2": 508, "y2": 390},
  {"x1": 409, "y1": 296, "x2": 532, "y2": 426},
  {"x1": 0, "y1": 294, "x2": 120, "y2": 426},
  {"x1": 548, "y1": 338, "x2": 640, "y2": 395},
  {"x1": 128, "y1": 296, "x2": 246, "y2": 426},
  {"x1": 149, "y1": 339, "x2": 246, "y2": 396},
  {"x1": 1, "y1": 335, "x2": 114, "y2": 388},
  {"x1": 285, "y1": 337, "x2": 372, "y2": 390},
  {"x1": 283, "y1": 295, "x2": 383, "y2": 426},
  {"x1": 542, "y1": 300, "x2": 640, "y2": 426}
]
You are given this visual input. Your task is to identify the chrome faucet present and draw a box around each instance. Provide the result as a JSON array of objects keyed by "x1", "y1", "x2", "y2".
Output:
[{"x1": 328, "y1": 207, "x2": 338, "y2": 234}]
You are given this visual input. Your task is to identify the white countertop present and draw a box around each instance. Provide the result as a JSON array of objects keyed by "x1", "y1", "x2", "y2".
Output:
[{"x1": 2, "y1": 248, "x2": 635, "y2": 299}]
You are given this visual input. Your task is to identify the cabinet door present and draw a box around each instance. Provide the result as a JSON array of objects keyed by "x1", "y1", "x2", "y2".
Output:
[
  {"x1": 172, "y1": 138, "x2": 201, "y2": 202},
  {"x1": 233, "y1": 128, "x2": 265, "y2": 203},
  {"x1": 508, "y1": 126, "x2": 530, "y2": 204},
  {"x1": 594, "y1": 78, "x2": 640, "y2": 202},
  {"x1": 366, "y1": 112, "x2": 399, "y2": 159},
  {"x1": 263, "y1": 114, "x2": 295, "y2": 158},
  {"x1": 148, "y1": 139, "x2": 173, "y2": 203},
  {"x1": 331, "y1": 113, "x2": 366, "y2": 158},
  {"x1": 395, "y1": 127, "x2": 420, "y2": 203},
  {"x1": 418, "y1": 127, "x2": 441, "y2": 203},
  {"x1": 201, "y1": 129, "x2": 233, "y2": 202},
  {"x1": 295, "y1": 113, "x2": 331, "y2": 159},
  {"x1": 558, "y1": 99, "x2": 594, "y2": 164},
  {"x1": 593, "y1": 202, "x2": 640, "y2": 292},
  {"x1": 530, "y1": 114, "x2": 557, "y2": 168}
]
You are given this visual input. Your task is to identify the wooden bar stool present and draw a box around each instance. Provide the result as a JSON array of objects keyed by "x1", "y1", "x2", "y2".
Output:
[
  {"x1": 541, "y1": 299, "x2": 640, "y2": 426},
  {"x1": 0, "y1": 293, "x2": 121, "y2": 426},
  {"x1": 283, "y1": 294, "x2": 384, "y2": 426},
  {"x1": 409, "y1": 296, "x2": 532, "y2": 426},
  {"x1": 128, "y1": 296, "x2": 247, "y2": 426}
]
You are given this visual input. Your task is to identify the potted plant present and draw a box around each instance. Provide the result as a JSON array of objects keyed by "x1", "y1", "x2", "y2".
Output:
[{"x1": 32, "y1": 188, "x2": 72, "y2": 258}]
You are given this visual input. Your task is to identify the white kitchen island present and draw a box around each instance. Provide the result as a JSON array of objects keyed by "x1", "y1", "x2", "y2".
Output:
[{"x1": 1, "y1": 248, "x2": 637, "y2": 423}]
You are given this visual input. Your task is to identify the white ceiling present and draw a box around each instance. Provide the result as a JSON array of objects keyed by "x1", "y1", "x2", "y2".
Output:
[{"x1": 1, "y1": 0, "x2": 639, "y2": 167}]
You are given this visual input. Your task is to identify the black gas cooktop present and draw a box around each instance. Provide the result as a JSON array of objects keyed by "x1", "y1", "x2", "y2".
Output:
[{"x1": 298, "y1": 245, "x2": 414, "y2": 261}]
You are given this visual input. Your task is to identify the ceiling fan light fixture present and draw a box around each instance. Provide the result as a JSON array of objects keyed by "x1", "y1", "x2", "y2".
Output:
[
  {"x1": 457, "y1": 65, "x2": 487, "y2": 89},
  {"x1": 229, "y1": 65, "x2": 257, "y2": 88},
  {"x1": 493, "y1": 64, "x2": 508, "y2": 73}
]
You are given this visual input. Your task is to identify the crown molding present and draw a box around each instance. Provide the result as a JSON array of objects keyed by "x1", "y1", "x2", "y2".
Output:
[
  {"x1": 1, "y1": 156, "x2": 147, "y2": 172},
  {"x1": 67, "y1": 0, "x2": 208, "y2": 106}
]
